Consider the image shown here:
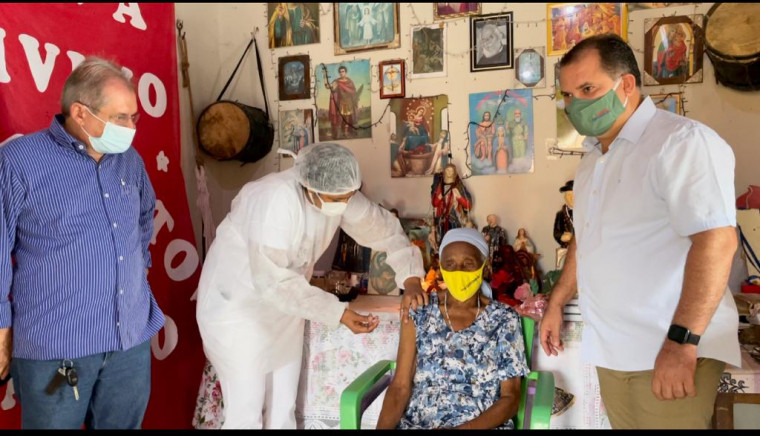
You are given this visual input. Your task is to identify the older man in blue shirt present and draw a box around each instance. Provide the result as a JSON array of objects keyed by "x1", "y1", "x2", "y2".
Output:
[{"x1": 0, "y1": 57, "x2": 164, "y2": 429}]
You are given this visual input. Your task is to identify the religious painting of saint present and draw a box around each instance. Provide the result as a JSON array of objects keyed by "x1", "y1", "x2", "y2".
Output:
[
  {"x1": 334, "y1": 3, "x2": 400, "y2": 55},
  {"x1": 279, "y1": 109, "x2": 314, "y2": 154},
  {"x1": 379, "y1": 59, "x2": 405, "y2": 99},
  {"x1": 547, "y1": 3, "x2": 627, "y2": 56},
  {"x1": 644, "y1": 15, "x2": 704, "y2": 86},
  {"x1": 468, "y1": 88, "x2": 534, "y2": 175},
  {"x1": 314, "y1": 59, "x2": 372, "y2": 141},
  {"x1": 267, "y1": 3, "x2": 320, "y2": 48},
  {"x1": 389, "y1": 96, "x2": 450, "y2": 178},
  {"x1": 411, "y1": 24, "x2": 447, "y2": 79}
]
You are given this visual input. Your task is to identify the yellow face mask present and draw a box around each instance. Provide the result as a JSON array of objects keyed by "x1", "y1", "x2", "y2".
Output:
[{"x1": 440, "y1": 263, "x2": 485, "y2": 302}]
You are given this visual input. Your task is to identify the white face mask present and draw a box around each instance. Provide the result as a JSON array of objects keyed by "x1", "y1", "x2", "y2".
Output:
[
  {"x1": 309, "y1": 191, "x2": 348, "y2": 217},
  {"x1": 82, "y1": 106, "x2": 136, "y2": 154}
]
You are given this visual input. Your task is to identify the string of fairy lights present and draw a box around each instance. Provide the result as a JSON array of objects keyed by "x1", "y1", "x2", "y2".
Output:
[{"x1": 255, "y1": 2, "x2": 701, "y2": 174}]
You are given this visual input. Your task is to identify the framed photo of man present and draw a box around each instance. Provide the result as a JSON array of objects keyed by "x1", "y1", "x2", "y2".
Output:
[
  {"x1": 643, "y1": 15, "x2": 704, "y2": 86},
  {"x1": 379, "y1": 59, "x2": 405, "y2": 99},
  {"x1": 434, "y1": 3, "x2": 481, "y2": 20},
  {"x1": 470, "y1": 12, "x2": 514, "y2": 72},
  {"x1": 278, "y1": 55, "x2": 310, "y2": 101},
  {"x1": 334, "y1": 3, "x2": 400, "y2": 55}
]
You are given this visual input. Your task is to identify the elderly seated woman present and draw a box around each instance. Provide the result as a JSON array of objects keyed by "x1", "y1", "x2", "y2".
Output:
[{"x1": 376, "y1": 228, "x2": 529, "y2": 430}]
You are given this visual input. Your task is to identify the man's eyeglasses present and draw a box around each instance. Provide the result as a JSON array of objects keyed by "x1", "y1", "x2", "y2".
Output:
[{"x1": 78, "y1": 102, "x2": 140, "y2": 126}]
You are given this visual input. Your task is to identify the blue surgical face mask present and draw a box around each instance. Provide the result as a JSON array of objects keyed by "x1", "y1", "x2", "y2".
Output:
[{"x1": 81, "y1": 106, "x2": 136, "y2": 154}]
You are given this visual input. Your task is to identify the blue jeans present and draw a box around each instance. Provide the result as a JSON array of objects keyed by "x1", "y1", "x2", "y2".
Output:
[{"x1": 10, "y1": 340, "x2": 151, "y2": 429}]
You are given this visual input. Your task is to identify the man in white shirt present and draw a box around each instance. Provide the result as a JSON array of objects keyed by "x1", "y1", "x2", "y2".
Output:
[{"x1": 539, "y1": 34, "x2": 740, "y2": 429}]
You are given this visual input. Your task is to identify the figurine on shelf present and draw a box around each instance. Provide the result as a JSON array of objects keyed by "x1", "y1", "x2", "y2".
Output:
[
  {"x1": 553, "y1": 180, "x2": 575, "y2": 269},
  {"x1": 431, "y1": 163, "x2": 473, "y2": 249},
  {"x1": 481, "y1": 214, "x2": 508, "y2": 267},
  {"x1": 513, "y1": 227, "x2": 535, "y2": 254}
]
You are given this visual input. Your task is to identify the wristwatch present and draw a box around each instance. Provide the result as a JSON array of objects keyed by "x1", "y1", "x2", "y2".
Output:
[{"x1": 667, "y1": 324, "x2": 700, "y2": 345}]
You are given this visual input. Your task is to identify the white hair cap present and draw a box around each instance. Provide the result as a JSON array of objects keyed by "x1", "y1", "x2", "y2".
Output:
[
  {"x1": 439, "y1": 228, "x2": 489, "y2": 261},
  {"x1": 293, "y1": 142, "x2": 362, "y2": 195}
]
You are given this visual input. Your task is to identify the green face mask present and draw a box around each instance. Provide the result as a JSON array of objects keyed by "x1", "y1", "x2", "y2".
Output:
[{"x1": 564, "y1": 77, "x2": 628, "y2": 137}]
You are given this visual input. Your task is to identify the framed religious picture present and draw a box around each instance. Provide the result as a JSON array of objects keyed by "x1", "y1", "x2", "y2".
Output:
[
  {"x1": 278, "y1": 55, "x2": 310, "y2": 101},
  {"x1": 379, "y1": 59, "x2": 405, "y2": 99},
  {"x1": 411, "y1": 24, "x2": 447, "y2": 79},
  {"x1": 433, "y1": 2, "x2": 481, "y2": 20},
  {"x1": 547, "y1": 3, "x2": 627, "y2": 56},
  {"x1": 333, "y1": 3, "x2": 400, "y2": 55},
  {"x1": 470, "y1": 12, "x2": 514, "y2": 72},
  {"x1": 627, "y1": 3, "x2": 695, "y2": 13},
  {"x1": 469, "y1": 89, "x2": 535, "y2": 175},
  {"x1": 279, "y1": 108, "x2": 315, "y2": 153},
  {"x1": 389, "y1": 95, "x2": 450, "y2": 178},
  {"x1": 314, "y1": 59, "x2": 372, "y2": 141},
  {"x1": 267, "y1": 3, "x2": 320, "y2": 48},
  {"x1": 644, "y1": 15, "x2": 704, "y2": 86},
  {"x1": 514, "y1": 47, "x2": 546, "y2": 88},
  {"x1": 650, "y1": 93, "x2": 685, "y2": 115}
]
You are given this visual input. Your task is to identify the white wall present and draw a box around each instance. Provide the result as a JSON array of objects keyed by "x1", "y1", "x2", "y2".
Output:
[{"x1": 175, "y1": 3, "x2": 760, "y2": 274}]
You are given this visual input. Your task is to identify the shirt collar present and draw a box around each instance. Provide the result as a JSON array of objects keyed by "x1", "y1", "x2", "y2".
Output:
[
  {"x1": 49, "y1": 114, "x2": 89, "y2": 154},
  {"x1": 581, "y1": 96, "x2": 657, "y2": 152}
]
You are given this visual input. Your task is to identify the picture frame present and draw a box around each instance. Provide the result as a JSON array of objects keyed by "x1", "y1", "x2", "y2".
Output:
[
  {"x1": 433, "y1": 2, "x2": 481, "y2": 20},
  {"x1": 650, "y1": 93, "x2": 684, "y2": 115},
  {"x1": 643, "y1": 15, "x2": 704, "y2": 86},
  {"x1": 379, "y1": 59, "x2": 405, "y2": 99},
  {"x1": 267, "y1": 3, "x2": 320, "y2": 49},
  {"x1": 514, "y1": 47, "x2": 546, "y2": 88},
  {"x1": 411, "y1": 24, "x2": 447, "y2": 79},
  {"x1": 278, "y1": 55, "x2": 310, "y2": 101},
  {"x1": 470, "y1": 12, "x2": 514, "y2": 72},
  {"x1": 333, "y1": 3, "x2": 400, "y2": 55},
  {"x1": 314, "y1": 59, "x2": 372, "y2": 141},
  {"x1": 279, "y1": 108, "x2": 315, "y2": 153},
  {"x1": 547, "y1": 3, "x2": 627, "y2": 56}
]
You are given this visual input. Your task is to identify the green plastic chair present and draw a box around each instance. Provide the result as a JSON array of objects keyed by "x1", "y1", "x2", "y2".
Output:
[{"x1": 339, "y1": 316, "x2": 555, "y2": 429}]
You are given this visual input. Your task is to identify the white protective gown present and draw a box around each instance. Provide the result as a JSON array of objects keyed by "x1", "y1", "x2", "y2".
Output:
[{"x1": 196, "y1": 167, "x2": 425, "y2": 428}]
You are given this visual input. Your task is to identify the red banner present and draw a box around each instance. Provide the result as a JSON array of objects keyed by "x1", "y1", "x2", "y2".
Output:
[{"x1": 0, "y1": 3, "x2": 204, "y2": 429}]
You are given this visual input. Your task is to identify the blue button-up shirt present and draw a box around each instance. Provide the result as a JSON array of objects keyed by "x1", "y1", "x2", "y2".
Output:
[{"x1": 0, "y1": 115, "x2": 165, "y2": 360}]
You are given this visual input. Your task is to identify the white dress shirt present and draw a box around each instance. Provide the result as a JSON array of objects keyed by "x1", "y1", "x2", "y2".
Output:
[{"x1": 573, "y1": 96, "x2": 741, "y2": 371}]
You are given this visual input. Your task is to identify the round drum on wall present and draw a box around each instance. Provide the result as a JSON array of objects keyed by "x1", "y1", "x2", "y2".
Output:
[
  {"x1": 704, "y1": 3, "x2": 760, "y2": 91},
  {"x1": 196, "y1": 100, "x2": 274, "y2": 163}
]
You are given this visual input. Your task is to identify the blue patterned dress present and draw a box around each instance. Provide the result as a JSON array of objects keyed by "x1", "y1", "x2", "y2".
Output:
[{"x1": 397, "y1": 291, "x2": 529, "y2": 429}]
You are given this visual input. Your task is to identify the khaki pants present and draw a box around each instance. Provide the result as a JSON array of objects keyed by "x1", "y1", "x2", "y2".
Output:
[{"x1": 596, "y1": 358, "x2": 725, "y2": 429}]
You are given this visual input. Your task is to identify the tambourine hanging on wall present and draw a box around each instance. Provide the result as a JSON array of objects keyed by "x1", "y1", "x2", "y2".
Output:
[
  {"x1": 704, "y1": 3, "x2": 760, "y2": 92},
  {"x1": 197, "y1": 34, "x2": 274, "y2": 163}
]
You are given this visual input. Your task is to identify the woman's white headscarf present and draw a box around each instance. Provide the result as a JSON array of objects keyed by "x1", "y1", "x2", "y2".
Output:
[{"x1": 439, "y1": 228, "x2": 493, "y2": 299}]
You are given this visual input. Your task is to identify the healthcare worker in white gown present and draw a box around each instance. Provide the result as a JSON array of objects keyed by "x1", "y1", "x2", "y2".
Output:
[{"x1": 196, "y1": 142, "x2": 427, "y2": 429}]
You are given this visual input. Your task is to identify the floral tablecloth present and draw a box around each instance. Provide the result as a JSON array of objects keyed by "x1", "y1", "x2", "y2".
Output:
[
  {"x1": 191, "y1": 295, "x2": 402, "y2": 429},
  {"x1": 296, "y1": 295, "x2": 402, "y2": 429}
]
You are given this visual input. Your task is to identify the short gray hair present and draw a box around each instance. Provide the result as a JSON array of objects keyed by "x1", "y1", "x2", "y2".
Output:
[{"x1": 60, "y1": 56, "x2": 134, "y2": 116}]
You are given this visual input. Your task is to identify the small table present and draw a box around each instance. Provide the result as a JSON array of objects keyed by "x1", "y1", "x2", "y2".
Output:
[{"x1": 296, "y1": 294, "x2": 402, "y2": 429}]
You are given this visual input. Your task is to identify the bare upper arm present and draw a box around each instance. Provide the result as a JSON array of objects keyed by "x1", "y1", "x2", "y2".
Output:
[{"x1": 389, "y1": 311, "x2": 418, "y2": 391}]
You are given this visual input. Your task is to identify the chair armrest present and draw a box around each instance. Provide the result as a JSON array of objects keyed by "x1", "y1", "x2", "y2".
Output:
[
  {"x1": 528, "y1": 370, "x2": 555, "y2": 429},
  {"x1": 340, "y1": 360, "x2": 396, "y2": 429}
]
